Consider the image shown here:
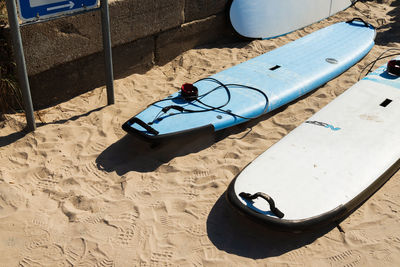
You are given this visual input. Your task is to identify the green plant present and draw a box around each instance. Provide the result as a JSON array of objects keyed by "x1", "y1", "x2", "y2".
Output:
[
  {"x1": 0, "y1": 1, "x2": 7, "y2": 26},
  {"x1": 0, "y1": 3, "x2": 23, "y2": 119},
  {"x1": 0, "y1": 64, "x2": 23, "y2": 118}
]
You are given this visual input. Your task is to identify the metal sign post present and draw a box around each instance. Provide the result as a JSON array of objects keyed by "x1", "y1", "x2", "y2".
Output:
[
  {"x1": 5, "y1": 0, "x2": 36, "y2": 131},
  {"x1": 100, "y1": 0, "x2": 114, "y2": 105},
  {"x1": 5, "y1": 0, "x2": 114, "y2": 132}
]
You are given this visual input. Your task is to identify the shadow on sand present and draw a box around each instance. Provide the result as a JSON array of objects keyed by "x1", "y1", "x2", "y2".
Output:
[
  {"x1": 374, "y1": 0, "x2": 400, "y2": 46},
  {"x1": 206, "y1": 192, "x2": 336, "y2": 259},
  {"x1": 0, "y1": 106, "x2": 105, "y2": 148},
  {"x1": 95, "y1": 105, "x2": 287, "y2": 175},
  {"x1": 0, "y1": 130, "x2": 27, "y2": 148},
  {"x1": 95, "y1": 131, "x2": 216, "y2": 175}
]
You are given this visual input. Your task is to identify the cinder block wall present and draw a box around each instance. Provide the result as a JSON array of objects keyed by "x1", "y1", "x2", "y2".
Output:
[{"x1": 16, "y1": 0, "x2": 232, "y2": 109}]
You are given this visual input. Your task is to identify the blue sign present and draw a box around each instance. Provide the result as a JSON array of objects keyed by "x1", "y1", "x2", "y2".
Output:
[{"x1": 17, "y1": 0, "x2": 99, "y2": 22}]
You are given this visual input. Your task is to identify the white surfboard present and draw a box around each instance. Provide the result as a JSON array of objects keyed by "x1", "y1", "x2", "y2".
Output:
[
  {"x1": 227, "y1": 61, "x2": 400, "y2": 232},
  {"x1": 230, "y1": 0, "x2": 356, "y2": 39}
]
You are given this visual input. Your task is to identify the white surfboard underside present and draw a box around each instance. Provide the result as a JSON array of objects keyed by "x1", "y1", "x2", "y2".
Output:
[{"x1": 230, "y1": 0, "x2": 354, "y2": 39}]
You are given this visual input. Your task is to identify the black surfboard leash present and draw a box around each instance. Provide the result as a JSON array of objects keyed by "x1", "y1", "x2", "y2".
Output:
[
  {"x1": 147, "y1": 77, "x2": 270, "y2": 125},
  {"x1": 358, "y1": 49, "x2": 400, "y2": 80}
]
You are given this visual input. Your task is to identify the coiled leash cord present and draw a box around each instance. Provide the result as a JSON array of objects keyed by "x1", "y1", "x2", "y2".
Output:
[
  {"x1": 148, "y1": 77, "x2": 269, "y2": 124},
  {"x1": 358, "y1": 48, "x2": 400, "y2": 80}
]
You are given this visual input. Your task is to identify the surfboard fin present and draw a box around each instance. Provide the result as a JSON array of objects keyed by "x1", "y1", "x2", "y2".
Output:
[{"x1": 239, "y1": 192, "x2": 285, "y2": 219}]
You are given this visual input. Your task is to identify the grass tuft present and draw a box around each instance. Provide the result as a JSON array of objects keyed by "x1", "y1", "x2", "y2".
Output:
[
  {"x1": 0, "y1": 2, "x2": 7, "y2": 26},
  {"x1": 0, "y1": 2, "x2": 23, "y2": 120}
]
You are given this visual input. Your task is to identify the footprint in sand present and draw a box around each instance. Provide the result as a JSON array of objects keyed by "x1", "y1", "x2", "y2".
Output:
[
  {"x1": 114, "y1": 226, "x2": 135, "y2": 246},
  {"x1": 19, "y1": 244, "x2": 65, "y2": 267},
  {"x1": 83, "y1": 179, "x2": 111, "y2": 197},
  {"x1": 82, "y1": 161, "x2": 110, "y2": 181},
  {"x1": 190, "y1": 245, "x2": 219, "y2": 262},
  {"x1": 30, "y1": 215, "x2": 50, "y2": 232},
  {"x1": 75, "y1": 212, "x2": 104, "y2": 224},
  {"x1": 183, "y1": 170, "x2": 211, "y2": 185},
  {"x1": 8, "y1": 151, "x2": 29, "y2": 167},
  {"x1": 0, "y1": 182, "x2": 25, "y2": 218},
  {"x1": 372, "y1": 248, "x2": 394, "y2": 263},
  {"x1": 64, "y1": 238, "x2": 86, "y2": 265},
  {"x1": 23, "y1": 228, "x2": 51, "y2": 251},
  {"x1": 181, "y1": 187, "x2": 200, "y2": 200},
  {"x1": 183, "y1": 175, "x2": 196, "y2": 185},
  {"x1": 65, "y1": 238, "x2": 114, "y2": 266},
  {"x1": 96, "y1": 258, "x2": 115, "y2": 267},
  {"x1": 107, "y1": 209, "x2": 149, "y2": 248},
  {"x1": 111, "y1": 222, "x2": 150, "y2": 249},
  {"x1": 272, "y1": 112, "x2": 300, "y2": 131},
  {"x1": 285, "y1": 248, "x2": 308, "y2": 263},
  {"x1": 389, "y1": 235, "x2": 400, "y2": 244},
  {"x1": 20, "y1": 228, "x2": 66, "y2": 266},
  {"x1": 29, "y1": 166, "x2": 59, "y2": 191},
  {"x1": 150, "y1": 250, "x2": 174, "y2": 266},
  {"x1": 224, "y1": 152, "x2": 240, "y2": 160},
  {"x1": 148, "y1": 200, "x2": 167, "y2": 211},
  {"x1": 202, "y1": 246, "x2": 223, "y2": 262},
  {"x1": 106, "y1": 210, "x2": 140, "y2": 228},
  {"x1": 125, "y1": 180, "x2": 161, "y2": 200},
  {"x1": 85, "y1": 141, "x2": 108, "y2": 156},
  {"x1": 326, "y1": 250, "x2": 362, "y2": 267},
  {"x1": 115, "y1": 210, "x2": 140, "y2": 224},
  {"x1": 345, "y1": 229, "x2": 372, "y2": 245},
  {"x1": 159, "y1": 215, "x2": 172, "y2": 229},
  {"x1": 185, "y1": 223, "x2": 206, "y2": 238},
  {"x1": 193, "y1": 171, "x2": 220, "y2": 187},
  {"x1": 183, "y1": 205, "x2": 211, "y2": 221},
  {"x1": 193, "y1": 170, "x2": 211, "y2": 178}
]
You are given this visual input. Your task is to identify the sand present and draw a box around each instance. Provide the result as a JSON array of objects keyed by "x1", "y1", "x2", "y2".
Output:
[{"x1": 1, "y1": 0, "x2": 400, "y2": 266}]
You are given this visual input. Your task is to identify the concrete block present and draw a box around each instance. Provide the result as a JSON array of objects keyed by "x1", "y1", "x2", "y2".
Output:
[
  {"x1": 110, "y1": 0, "x2": 185, "y2": 45},
  {"x1": 29, "y1": 36, "x2": 154, "y2": 109},
  {"x1": 21, "y1": 11, "x2": 102, "y2": 76},
  {"x1": 155, "y1": 13, "x2": 230, "y2": 66},
  {"x1": 185, "y1": 0, "x2": 228, "y2": 22},
  {"x1": 21, "y1": 0, "x2": 184, "y2": 75}
]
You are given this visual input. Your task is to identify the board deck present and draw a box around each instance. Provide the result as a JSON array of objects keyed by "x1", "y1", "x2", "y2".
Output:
[
  {"x1": 123, "y1": 20, "x2": 375, "y2": 143},
  {"x1": 227, "y1": 62, "x2": 400, "y2": 232},
  {"x1": 230, "y1": 0, "x2": 355, "y2": 39}
]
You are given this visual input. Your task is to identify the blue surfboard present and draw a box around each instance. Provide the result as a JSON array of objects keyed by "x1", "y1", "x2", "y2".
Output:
[{"x1": 123, "y1": 19, "x2": 375, "y2": 142}]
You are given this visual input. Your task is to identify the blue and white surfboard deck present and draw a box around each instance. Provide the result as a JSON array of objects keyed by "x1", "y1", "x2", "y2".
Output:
[
  {"x1": 227, "y1": 60, "x2": 400, "y2": 232},
  {"x1": 230, "y1": 0, "x2": 356, "y2": 39},
  {"x1": 122, "y1": 20, "x2": 375, "y2": 143}
]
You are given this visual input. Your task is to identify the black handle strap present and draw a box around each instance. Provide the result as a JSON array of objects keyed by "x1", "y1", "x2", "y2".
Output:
[
  {"x1": 239, "y1": 192, "x2": 285, "y2": 219},
  {"x1": 162, "y1": 105, "x2": 185, "y2": 113},
  {"x1": 128, "y1": 117, "x2": 159, "y2": 136},
  {"x1": 346, "y1": 17, "x2": 370, "y2": 28}
]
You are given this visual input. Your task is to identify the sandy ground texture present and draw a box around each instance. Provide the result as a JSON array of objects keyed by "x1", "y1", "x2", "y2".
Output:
[{"x1": 1, "y1": 0, "x2": 400, "y2": 266}]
